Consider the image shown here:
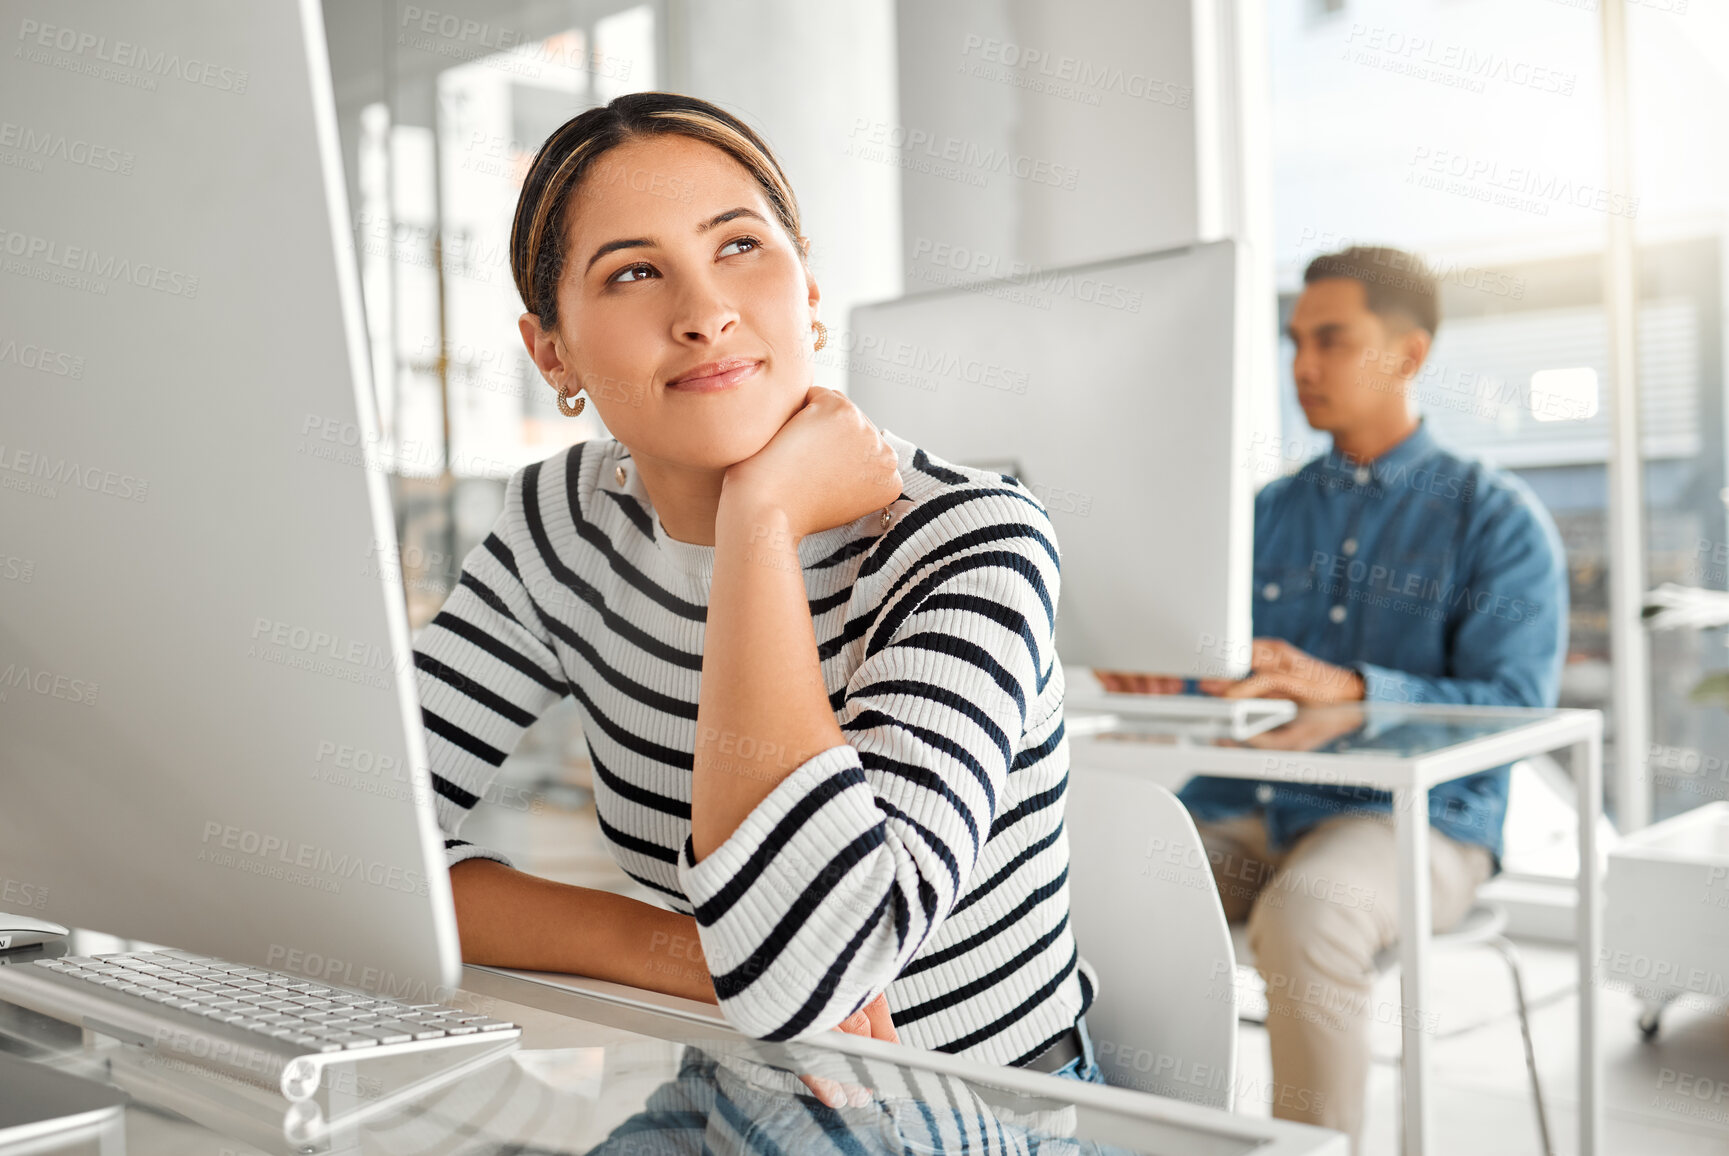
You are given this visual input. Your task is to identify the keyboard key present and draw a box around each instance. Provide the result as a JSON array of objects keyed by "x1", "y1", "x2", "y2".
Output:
[
  {"x1": 376, "y1": 1020, "x2": 437, "y2": 1038},
  {"x1": 380, "y1": 1017, "x2": 442, "y2": 1035},
  {"x1": 308, "y1": 1026, "x2": 360, "y2": 1040}
]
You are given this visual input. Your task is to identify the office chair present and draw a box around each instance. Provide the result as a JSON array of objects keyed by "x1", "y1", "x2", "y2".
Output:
[
  {"x1": 1376, "y1": 902, "x2": 1553, "y2": 1156},
  {"x1": 1065, "y1": 768, "x2": 1238, "y2": 1108},
  {"x1": 1232, "y1": 901, "x2": 1553, "y2": 1156}
]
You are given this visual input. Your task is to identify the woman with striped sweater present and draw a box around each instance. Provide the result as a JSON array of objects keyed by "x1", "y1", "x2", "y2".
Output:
[{"x1": 416, "y1": 92, "x2": 1097, "y2": 1087}]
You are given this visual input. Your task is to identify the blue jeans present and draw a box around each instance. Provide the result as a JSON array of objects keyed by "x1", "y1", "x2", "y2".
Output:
[{"x1": 1048, "y1": 1013, "x2": 1107, "y2": 1085}]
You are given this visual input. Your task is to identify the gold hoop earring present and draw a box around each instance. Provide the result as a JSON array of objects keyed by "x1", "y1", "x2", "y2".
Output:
[
  {"x1": 811, "y1": 320, "x2": 827, "y2": 352},
  {"x1": 555, "y1": 381, "x2": 586, "y2": 417}
]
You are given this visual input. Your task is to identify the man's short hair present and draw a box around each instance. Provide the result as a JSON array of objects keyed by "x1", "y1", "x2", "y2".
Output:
[{"x1": 1303, "y1": 246, "x2": 1440, "y2": 337}]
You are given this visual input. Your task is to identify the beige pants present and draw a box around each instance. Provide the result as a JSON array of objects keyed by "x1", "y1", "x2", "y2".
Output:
[{"x1": 1197, "y1": 811, "x2": 1493, "y2": 1152}]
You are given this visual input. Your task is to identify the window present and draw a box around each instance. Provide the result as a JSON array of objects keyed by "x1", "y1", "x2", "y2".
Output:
[
  {"x1": 1268, "y1": 0, "x2": 1729, "y2": 835},
  {"x1": 332, "y1": 1, "x2": 660, "y2": 627}
]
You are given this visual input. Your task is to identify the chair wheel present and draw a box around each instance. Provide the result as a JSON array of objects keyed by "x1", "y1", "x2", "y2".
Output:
[{"x1": 1637, "y1": 1009, "x2": 1661, "y2": 1041}]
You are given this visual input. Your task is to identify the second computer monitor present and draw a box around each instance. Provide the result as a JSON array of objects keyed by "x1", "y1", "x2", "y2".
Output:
[{"x1": 847, "y1": 240, "x2": 1254, "y2": 677}]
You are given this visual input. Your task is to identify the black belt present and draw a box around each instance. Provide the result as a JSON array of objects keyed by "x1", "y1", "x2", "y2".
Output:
[{"x1": 1022, "y1": 1024, "x2": 1084, "y2": 1074}]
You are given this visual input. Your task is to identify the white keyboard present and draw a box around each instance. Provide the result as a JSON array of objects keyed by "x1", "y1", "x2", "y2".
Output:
[{"x1": 0, "y1": 949, "x2": 520, "y2": 1100}]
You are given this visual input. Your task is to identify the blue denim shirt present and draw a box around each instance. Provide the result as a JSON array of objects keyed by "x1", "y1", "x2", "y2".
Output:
[{"x1": 1178, "y1": 420, "x2": 1568, "y2": 866}]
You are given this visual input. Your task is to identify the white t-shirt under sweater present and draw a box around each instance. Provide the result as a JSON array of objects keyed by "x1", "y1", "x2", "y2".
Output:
[{"x1": 412, "y1": 428, "x2": 1096, "y2": 1066}]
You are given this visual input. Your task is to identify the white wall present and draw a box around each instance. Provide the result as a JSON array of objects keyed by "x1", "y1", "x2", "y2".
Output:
[
  {"x1": 662, "y1": 0, "x2": 904, "y2": 393},
  {"x1": 894, "y1": 0, "x2": 1203, "y2": 284},
  {"x1": 892, "y1": 0, "x2": 1280, "y2": 478}
]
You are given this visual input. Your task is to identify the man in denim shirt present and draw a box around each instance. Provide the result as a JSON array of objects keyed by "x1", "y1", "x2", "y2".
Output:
[{"x1": 1098, "y1": 247, "x2": 1567, "y2": 1150}]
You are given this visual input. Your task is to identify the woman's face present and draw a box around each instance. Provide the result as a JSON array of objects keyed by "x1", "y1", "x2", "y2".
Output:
[{"x1": 525, "y1": 134, "x2": 820, "y2": 472}]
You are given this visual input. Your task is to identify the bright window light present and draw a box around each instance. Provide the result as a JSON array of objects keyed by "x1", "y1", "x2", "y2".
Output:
[{"x1": 1528, "y1": 367, "x2": 1599, "y2": 423}]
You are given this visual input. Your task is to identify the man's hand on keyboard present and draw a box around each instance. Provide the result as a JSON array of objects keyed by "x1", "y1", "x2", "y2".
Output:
[
  {"x1": 1092, "y1": 670, "x2": 1186, "y2": 694},
  {"x1": 1197, "y1": 638, "x2": 1367, "y2": 704}
]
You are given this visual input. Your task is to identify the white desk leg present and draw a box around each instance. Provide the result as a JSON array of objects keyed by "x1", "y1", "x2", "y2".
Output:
[
  {"x1": 1575, "y1": 736, "x2": 1604, "y2": 1156},
  {"x1": 1396, "y1": 785, "x2": 1433, "y2": 1156}
]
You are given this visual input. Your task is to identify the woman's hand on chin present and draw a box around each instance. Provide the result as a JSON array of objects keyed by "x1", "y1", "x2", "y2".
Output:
[{"x1": 720, "y1": 386, "x2": 902, "y2": 539}]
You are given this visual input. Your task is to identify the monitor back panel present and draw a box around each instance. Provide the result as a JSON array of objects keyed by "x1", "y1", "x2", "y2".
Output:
[
  {"x1": 0, "y1": 0, "x2": 460, "y2": 994},
  {"x1": 847, "y1": 240, "x2": 1253, "y2": 677}
]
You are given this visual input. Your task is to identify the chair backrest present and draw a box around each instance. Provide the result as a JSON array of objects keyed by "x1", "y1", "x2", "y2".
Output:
[{"x1": 1064, "y1": 767, "x2": 1237, "y2": 1109}]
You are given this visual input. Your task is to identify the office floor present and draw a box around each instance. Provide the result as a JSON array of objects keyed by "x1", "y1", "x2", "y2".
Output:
[{"x1": 466, "y1": 788, "x2": 1729, "y2": 1155}]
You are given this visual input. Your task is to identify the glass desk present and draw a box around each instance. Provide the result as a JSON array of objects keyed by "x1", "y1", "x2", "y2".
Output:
[
  {"x1": 1066, "y1": 700, "x2": 1606, "y2": 1156},
  {"x1": 0, "y1": 929, "x2": 1345, "y2": 1156}
]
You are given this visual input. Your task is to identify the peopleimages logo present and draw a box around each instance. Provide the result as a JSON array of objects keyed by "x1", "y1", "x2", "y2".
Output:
[
  {"x1": 15, "y1": 19, "x2": 249, "y2": 93},
  {"x1": 0, "y1": 120, "x2": 134, "y2": 174},
  {"x1": 0, "y1": 444, "x2": 149, "y2": 501},
  {"x1": 0, "y1": 226, "x2": 199, "y2": 297},
  {"x1": 199, "y1": 821, "x2": 430, "y2": 897},
  {"x1": 846, "y1": 119, "x2": 1081, "y2": 191},
  {"x1": 0, "y1": 337, "x2": 84, "y2": 378},
  {"x1": 0, "y1": 663, "x2": 99, "y2": 706}
]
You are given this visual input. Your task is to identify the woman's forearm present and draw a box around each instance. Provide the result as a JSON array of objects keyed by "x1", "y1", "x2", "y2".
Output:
[
  {"x1": 689, "y1": 498, "x2": 847, "y2": 863},
  {"x1": 448, "y1": 858, "x2": 717, "y2": 1004}
]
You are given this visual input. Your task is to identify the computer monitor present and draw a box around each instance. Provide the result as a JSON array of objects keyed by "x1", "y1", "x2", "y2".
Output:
[
  {"x1": 0, "y1": 0, "x2": 459, "y2": 995},
  {"x1": 846, "y1": 240, "x2": 1255, "y2": 677}
]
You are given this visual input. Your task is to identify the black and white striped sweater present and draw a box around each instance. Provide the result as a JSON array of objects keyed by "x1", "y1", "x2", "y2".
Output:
[{"x1": 412, "y1": 429, "x2": 1095, "y2": 1065}]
